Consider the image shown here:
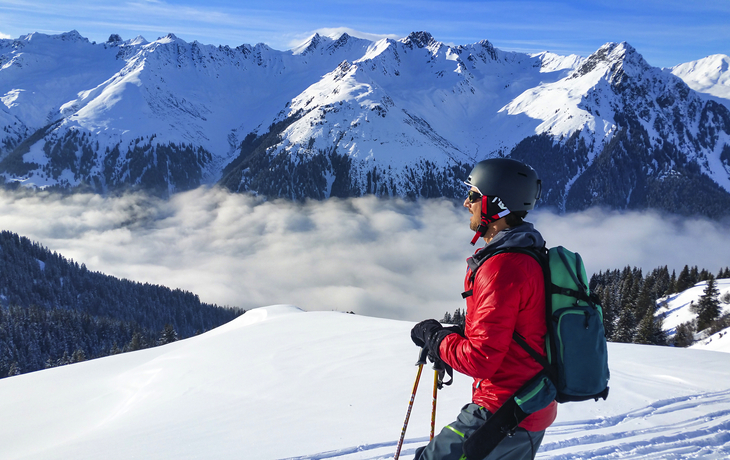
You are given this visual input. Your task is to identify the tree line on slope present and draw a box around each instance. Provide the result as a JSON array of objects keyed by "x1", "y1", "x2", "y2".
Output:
[
  {"x1": 0, "y1": 230, "x2": 244, "y2": 378},
  {"x1": 441, "y1": 265, "x2": 730, "y2": 348}
]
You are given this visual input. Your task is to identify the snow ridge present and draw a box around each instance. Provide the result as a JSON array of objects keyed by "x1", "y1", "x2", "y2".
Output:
[{"x1": 2, "y1": 306, "x2": 730, "y2": 459}]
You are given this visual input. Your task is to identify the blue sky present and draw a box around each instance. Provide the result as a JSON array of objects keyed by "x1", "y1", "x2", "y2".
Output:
[{"x1": 0, "y1": 0, "x2": 728, "y2": 68}]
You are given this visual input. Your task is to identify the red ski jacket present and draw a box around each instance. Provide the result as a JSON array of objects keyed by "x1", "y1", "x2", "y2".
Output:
[{"x1": 439, "y1": 250, "x2": 558, "y2": 431}]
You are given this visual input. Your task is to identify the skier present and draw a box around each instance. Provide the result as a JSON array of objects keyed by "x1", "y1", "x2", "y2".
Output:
[{"x1": 410, "y1": 158, "x2": 556, "y2": 459}]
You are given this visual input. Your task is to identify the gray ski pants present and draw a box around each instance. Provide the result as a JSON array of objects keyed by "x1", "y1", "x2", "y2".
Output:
[{"x1": 414, "y1": 403, "x2": 545, "y2": 460}]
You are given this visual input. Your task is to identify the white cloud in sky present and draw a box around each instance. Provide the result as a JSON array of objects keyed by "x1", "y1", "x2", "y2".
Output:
[{"x1": 0, "y1": 187, "x2": 729, "y2": 322}]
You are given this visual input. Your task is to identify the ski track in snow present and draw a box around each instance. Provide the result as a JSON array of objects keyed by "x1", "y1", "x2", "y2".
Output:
[
  {"x1": 278, "y1": 436, "x2": 428, "y2": 460},
  {"x1": 283, "y1": 389, "x2": 730, "y2": 460}
]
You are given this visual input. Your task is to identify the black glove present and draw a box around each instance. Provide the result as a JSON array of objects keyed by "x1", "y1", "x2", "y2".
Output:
[
  {"x1": 442, "y1": 324, "x2": 465, "y2": 336},
  {"x1": 412, "y1": 319, "x2": 463, "y2": 363},
  {"x1": 427, "y1": 328, "x2": 458, "y2": 361},
  {"x1": 411, "y1": 319, "x2": 443, "y2": 348}
]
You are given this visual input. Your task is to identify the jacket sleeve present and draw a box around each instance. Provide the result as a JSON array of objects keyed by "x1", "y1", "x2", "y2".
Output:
[{"x1": 439, "y1": 253, "x2": 530, "y2": 379}]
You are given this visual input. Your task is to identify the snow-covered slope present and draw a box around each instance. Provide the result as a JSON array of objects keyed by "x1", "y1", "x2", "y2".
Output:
[
  {"x1": 657, "y1": 278, "x2": 730, "y2": 351},
  {"x1": 1, "y1": 304, "x2": 730, "y2": 459},
  {"x1": 695, "y1": 327, "x2": 730, "y2": 353},
  {"x1": 658, "y1": 279, "x2": 730, "y2": 334},
  {"x1": 1, "y1": 31, "x2": 730, "y2": 217},
  {"x1": 669, "y1": 54, "x2": 730, "y2": 107}
]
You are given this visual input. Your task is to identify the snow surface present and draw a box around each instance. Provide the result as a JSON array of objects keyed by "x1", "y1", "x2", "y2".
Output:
[
  {"x1": 669, "y1": 55, "x2": 730, "y2": 107},
  {"x1": 2, "y1": 305, "x2": 730, "y2": 459},
  {"x1": 657, "y1": 278, "x2": 730, "y2": 339}
]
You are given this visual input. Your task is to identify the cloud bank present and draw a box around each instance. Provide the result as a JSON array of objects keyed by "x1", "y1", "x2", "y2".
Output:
[{"x1": 1, "y1": 187, "x2": 728, "y2": 321}]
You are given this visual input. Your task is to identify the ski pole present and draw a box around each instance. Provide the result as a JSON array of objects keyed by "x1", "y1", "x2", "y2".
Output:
[
  {"x1": 430, "y1": 368, "x2": 439, "y2": 440},
  {"x1": 394, "y1": 347, "x2": 429, "y2": 460},
  {"x1": 430, "y1": 359, "x2": 446, "y2": 440}
]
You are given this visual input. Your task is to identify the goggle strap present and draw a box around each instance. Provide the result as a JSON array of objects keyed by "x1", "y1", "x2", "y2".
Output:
[
  {"x1": 470, "y1": 195, "x2": 489, "y2": 245},
  {"x1": 469, "y1": 196, "x2": 511, "y2": 245},
  {"x1": 470, "y1": 230, "x2": 483, "y2": 245}
]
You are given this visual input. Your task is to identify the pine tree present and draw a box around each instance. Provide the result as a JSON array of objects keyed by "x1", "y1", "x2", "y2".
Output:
[
  {"x1": 675, "y1": 265, "x2": 693, "y2": 292},
  {"x1": 696, "y1": 275, "x2": 721, "y2": 332},
  {"x1": 672, "y1": 322, "x2": 695, "y2": 347},
  {"x1": 57, "y1": 350, "x2": 71, "y2": 366},
  {"x1": 634, "y1": 281, "x2": 654, "y2": 324},
  {"x1": 7, "y1": 362, "x2": 21, "y2": 377},
  {"x1": 613, "y1": 306, "x2": 636, "y2": 343},
  {"x1": 634, "y1": 309, "x2": 656, "y2": 345},
  {"x1": 652, "y1": 314, "x2": 668, "y2": 345},
  {"x1": 452, "y1": 308, "x2": 465, "y2": 327},
  {"x1": 619, "y1": 267, "x2": 639, "y2": 309},
  {"x1": 699, "y1": 268, "x2": 712, "y2": 282},
  {"x1": 157, "y1": 324, "x2": 178, "y2": 345},
  {"x1": 72, "y1": 348, "x2": 86, "y2": 363},
  {"x1": 650, "y1": 266, "x2": 672, "y2": 299},
  {"x1": 690, "y1": 266, "x2": 700, "y2": 285},
  {"x1": 594, "y1": 284, "x2": 615, "y2": 340},
  {"x1": 126, "y1": 332, "x2": 145, "y2": 351},
  {"x1": 635, "y1": 308, "x2": 667, "y2": 345}
]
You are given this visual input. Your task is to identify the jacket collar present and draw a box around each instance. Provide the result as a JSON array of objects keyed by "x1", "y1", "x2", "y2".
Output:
[{"x1": 470, "y1": 222, "x2": 545, "y2": 266}]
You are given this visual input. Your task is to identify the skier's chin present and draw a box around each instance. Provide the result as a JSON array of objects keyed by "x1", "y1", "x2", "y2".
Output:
[{"x1": 470, "y1": 216, "x2": 480, "y2": 232}]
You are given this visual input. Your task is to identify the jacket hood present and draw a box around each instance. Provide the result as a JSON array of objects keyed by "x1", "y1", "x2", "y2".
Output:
[{"x1": 480, "y1": 222, "x2": 544, "y2": 254}]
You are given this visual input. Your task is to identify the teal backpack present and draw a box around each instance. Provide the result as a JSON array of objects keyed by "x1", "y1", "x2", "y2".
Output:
[{"x1": 462, "y1": 245, "x2": 610, "y2": 460}]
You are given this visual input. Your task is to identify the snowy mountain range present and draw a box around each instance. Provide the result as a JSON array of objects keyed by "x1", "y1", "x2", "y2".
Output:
[
  {"x1": 2, "y1": 303, "x2": 730, "y2": 459},
  {"x1": 1, "y1": 30, "x2": 730, "y2": 217}
]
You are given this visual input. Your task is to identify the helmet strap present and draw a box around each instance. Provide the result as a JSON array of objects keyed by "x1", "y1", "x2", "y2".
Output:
[{"x1": 470, "y1": 195, "x2": 511, "y2": 245}]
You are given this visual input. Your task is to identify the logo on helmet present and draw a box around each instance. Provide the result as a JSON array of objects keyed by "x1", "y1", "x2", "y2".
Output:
[{"x1": 492, "y1": 196, "x2": 508, "y2": 211}]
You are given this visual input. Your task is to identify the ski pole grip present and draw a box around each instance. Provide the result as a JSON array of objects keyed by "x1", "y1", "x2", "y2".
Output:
[
  {"x1": 417, "y1": 347, "x2": 429, "y2": 366},
  {"x1": 432, "y1": 358, "x2": 445, "y2": 371}
]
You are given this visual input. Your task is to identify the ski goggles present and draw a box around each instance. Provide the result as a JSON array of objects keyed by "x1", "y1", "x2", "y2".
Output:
[{"x1": 467, "y1": 190, "x2": 482, "y2": 203}]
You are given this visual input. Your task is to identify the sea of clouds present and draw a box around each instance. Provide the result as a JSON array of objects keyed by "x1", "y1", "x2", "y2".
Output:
[{"x1": 1, "y1": 186, "x2": 729, "y2": 321}]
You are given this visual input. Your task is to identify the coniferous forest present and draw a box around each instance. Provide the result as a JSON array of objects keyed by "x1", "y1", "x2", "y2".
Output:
[
  {"x1": 0, "y1": 230, "x2": 244, "y2": 378},
  {"x1": 441, "y1": 264, "x2": 730, "y2": 348}
]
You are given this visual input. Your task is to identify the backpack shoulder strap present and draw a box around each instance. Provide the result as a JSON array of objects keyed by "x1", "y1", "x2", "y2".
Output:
[
  {"x1": 461, "y1": 245, "x2": 547, "y2": 297},
  {"x1": 461, "y1": 247, "x2": 505, "y2": 298},
  {"x1": 499, "y1": 246, "x2": 558, "y2": 381}
]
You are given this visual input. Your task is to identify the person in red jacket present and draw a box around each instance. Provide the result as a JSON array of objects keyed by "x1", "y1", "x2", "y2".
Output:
[{"x1": 411, "y1": 158, "x2": 556, "y2": 460}]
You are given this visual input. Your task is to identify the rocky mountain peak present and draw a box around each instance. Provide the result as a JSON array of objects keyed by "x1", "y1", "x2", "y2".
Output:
[
  {"x1": 570, "y1": 41, "x2": 651, "y2": 82},
  {"x1": 17, "y1": 30, "x2": 89, "y2": 45},
  {"x1": 401, "y1": 31, "x2": 437, "y2": 49},
  {"x1": 329, "y1": 33, "x2": 352, "y2": 51},
  {"x1": 294, "y1": 33, "x2": 326, "y2": 56},
  {"x1": 159, "y1": 33, "x2": 180, "y2": 43},
  {"x1": 58, "y1": 30, "x2": 88, "y2": 43}
]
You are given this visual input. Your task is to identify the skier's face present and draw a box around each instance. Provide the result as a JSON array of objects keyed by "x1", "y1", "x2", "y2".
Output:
[{"x1": 464, "y1": 187, "x2": 482, "y2": 232}]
